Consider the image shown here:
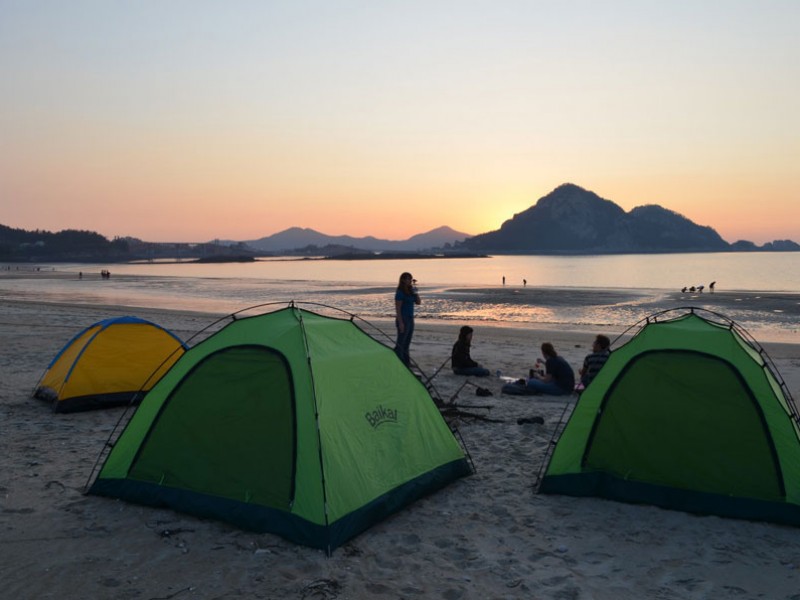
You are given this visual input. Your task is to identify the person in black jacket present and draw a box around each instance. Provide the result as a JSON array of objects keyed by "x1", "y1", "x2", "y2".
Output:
[{"x1": 451, "y1": 326, "x2": 491, "y2": 377}]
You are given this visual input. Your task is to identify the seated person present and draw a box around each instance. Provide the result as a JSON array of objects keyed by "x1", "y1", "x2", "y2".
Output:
[
  {"x1": 451, "y1": 326, "x2": 491, "y2": 377},
  {"x1": 503, "y1": 342, "x2": 574, "y2": 396},
  {"x1": 579, "y1": 334, "x2": 611, "y2": 388}
]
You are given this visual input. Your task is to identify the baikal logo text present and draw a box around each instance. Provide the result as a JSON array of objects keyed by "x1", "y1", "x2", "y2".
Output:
[{"x1": 365, "y1": 405, "x2": 398, "y2": 428}]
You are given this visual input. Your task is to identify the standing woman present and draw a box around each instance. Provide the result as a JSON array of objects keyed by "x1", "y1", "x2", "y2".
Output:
[{"x1": 394, "y1": 272, "x2": 421, "y2": 366}]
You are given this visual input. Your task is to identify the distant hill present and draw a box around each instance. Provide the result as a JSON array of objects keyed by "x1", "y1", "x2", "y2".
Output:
[
  {"x1": 0, "y1": 224, "x2": 255, "y2": 262},
  {"x1": 2, "y1": 186, "x2": 798, "y2": 262},
  {"x1": 460, "y1": 184, "x2": 732, "y2": 254},
  {"x1": 0, "y1": 224, "x2": 129, "y2": 261},
  {"x1": 760, "y1": 239, "x2": 800, "y2": 251},
  {"x1": 245, "y1": 225, "x2": 471, "y2": 253}
]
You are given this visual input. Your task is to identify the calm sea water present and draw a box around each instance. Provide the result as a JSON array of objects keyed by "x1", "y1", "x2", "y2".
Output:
[{"x1": 3, "y1": 252, "x2": 799, "y2": 342}]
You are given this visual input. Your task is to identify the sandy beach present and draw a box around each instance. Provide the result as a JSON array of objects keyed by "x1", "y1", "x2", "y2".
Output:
[{"x1": 2, "y1": 297, "x2": 800, "y2": 599}]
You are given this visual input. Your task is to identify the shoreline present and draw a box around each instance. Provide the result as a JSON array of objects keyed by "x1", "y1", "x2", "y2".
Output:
[
  {"x1": 2, "y1": 294, "x2": 798, "y2": 390},
  {"x1": 2, "y1": 270, "x2": 799, "y2": 345},
  {"x1": 6, "y1": 265, "x2": 800, "y2": 293},
  {"x1": 4, "y1": 295, "x2": 796, "y2": 391}
]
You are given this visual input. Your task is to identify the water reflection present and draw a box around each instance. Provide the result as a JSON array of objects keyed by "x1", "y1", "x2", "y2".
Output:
[{"x1": 1, "y1": 268, "x2": 798, "y2": 342}]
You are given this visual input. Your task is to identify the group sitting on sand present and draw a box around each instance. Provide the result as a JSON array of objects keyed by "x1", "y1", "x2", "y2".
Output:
[
  {"x1": 407, "y1": 272, "x2": 612, "y2": 398},
  {"x1": 450, "y1": 325, "x2": 612, "y2": 397}
]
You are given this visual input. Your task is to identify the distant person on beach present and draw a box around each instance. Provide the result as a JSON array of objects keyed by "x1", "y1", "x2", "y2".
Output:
[
  {"x1": 394, "y1": 272, "x2": 420, "y2": 367},
  {"x1": 710, "y1": 281, "x2": 716, "y2": 292},
  {"x1": 502, "y1": 276, "x2": 505, "y2": 286},
  {"x1": 502, "y1": 342, "x2": 575, "y2": 396},
  {"x1": 697, "y1": 284, "x2": 704, "y2": 293},
  {"x1": 523, "y1": 279, "x2": 527, "y2": 287},
  {"x1": 451, "y1": 326, "x2": 491, "y2": 377},
  {"x1": 579, "y1": 334, "x2": 611, "y2": 388}
]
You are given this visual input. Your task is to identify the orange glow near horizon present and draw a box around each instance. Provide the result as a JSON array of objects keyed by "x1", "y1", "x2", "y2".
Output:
[
  {"x1": 5, "y1": 179, "x2": 797, "y2": 246},
  {"x1": 1, "y1": 4, "x2": 798, "y2": 245}
]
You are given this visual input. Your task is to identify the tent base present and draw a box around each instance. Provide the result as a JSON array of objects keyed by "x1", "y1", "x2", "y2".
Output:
[
  {"x1": 36, "y1": 390, "x2": 144, "y2": 413},
  {"x1": 540, "y1": 472, "x2": 800, "y2": 527},
  {"x1": 89, "y1": 458, "x2": 472, "y2": 552}
]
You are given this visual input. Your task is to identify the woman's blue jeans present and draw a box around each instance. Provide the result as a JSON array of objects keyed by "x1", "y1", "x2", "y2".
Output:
[{"x1": 395, "y1": 316, "x2": 414, "y2": 366}]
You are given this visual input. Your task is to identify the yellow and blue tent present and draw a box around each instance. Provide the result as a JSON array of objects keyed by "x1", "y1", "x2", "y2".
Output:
[{"x1": 34, "y1": 316, "x2": 186, "y2": 413}]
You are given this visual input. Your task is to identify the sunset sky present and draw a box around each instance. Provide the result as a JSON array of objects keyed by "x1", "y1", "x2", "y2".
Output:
[{"x1": 1, "y1": 1, "x2": 798, "y2": 244}]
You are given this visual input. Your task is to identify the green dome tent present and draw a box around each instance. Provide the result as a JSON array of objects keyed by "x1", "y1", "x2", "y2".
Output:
[
  {"x1": 87, "y1": 305, "x2": 471, "y2": 553},
  {"x1": 539, "y1": 308, "x2": 800, "y2": 526},
  {"x1": 33, "y1": 316, "x2": 187, "y2": 413}
]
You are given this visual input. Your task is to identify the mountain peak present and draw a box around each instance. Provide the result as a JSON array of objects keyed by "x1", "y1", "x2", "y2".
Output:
[
  {"x1": 462, "y1": 184, "x2": 729, "y2": 254},
  {"x1": 246, "y1": 225, "x2": 471, "y2": 253},
  {"x1": 551, "y1": 182, "x2": 588, "y2": 194}
]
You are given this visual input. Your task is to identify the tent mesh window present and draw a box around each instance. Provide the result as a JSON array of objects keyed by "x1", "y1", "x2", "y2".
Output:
[
  {"x1": 129, "y1": 346, "x2": 297, "y2": 509},
  {"x1": 583, "y1": 350, "x2": 783, "y2": 501}
]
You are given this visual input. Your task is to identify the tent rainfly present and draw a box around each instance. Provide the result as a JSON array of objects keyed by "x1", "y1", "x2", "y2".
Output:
[
  {"x1": 539, "y1": 308, "x2": 800, "y2": 526},
  {"x1": 34, "y1": 316, "x2": 186, "y2": 413},
  {"x1": 87, "y1": 306, "x2": 471, "y2": 553}
]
